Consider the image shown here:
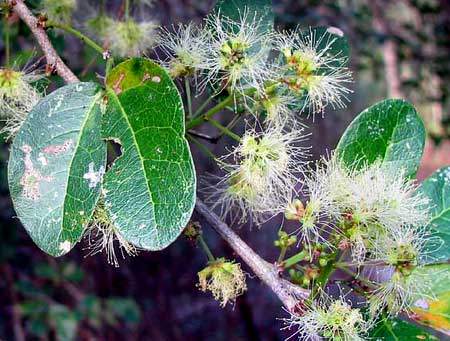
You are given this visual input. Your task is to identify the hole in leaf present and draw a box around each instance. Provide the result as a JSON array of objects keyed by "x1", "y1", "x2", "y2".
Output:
[{"x1": 106, "y1": 138, "x2": 123, "y2": 169}]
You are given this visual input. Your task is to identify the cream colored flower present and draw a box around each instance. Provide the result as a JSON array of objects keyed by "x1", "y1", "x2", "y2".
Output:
[
  {"x1": 198, "y1": 258, "x2": 247, "y2": 307},
  {"x1": 84, "y1": 198, "x2": 138, "y2": 267}
]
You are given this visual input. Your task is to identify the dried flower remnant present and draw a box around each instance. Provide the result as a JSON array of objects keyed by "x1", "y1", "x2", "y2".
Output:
[
  {"x1": 84, "y1": 199, "x2": 138, "y2": 267},
  {"x1": 198, "y1": 258, "x2": 247, "y2": 307}
]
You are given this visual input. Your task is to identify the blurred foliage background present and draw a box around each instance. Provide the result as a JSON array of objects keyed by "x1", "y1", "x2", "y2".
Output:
[{"x1": 0, "y1": 0, "x2": 449, "y2": 340}]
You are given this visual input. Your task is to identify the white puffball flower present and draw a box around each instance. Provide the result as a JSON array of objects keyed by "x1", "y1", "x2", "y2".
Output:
[
  {"x1": 203, "y1": 126, "x2": 308, "y2": 225},
  {"x1": 285, "y1": 157, "x2": 343, "y2": 252},
  {"x1": 202, "y1": 10, "x2": 276, "y2": 97},
  {"x1": 333, "y1": 161, "x2": 430, "y2": 231},
  {"x1": 158, "y1": 23, "x2": 211, "y2": 80},
  {"x1": 253, "y1": 89, "x2": 303, "y2": 130},
  {"x1": 107, "y1": 18, "x2": 159, "y2": 58},
  {"x1": 283, "y1": 294, "x2": 369, "y2": 341},
  {"x1": 302, "y1": 157, "x2": 430, "y2": 263},
  {"x1": 367, "y1": 225, "x2": 437, "y2": 319},
  {"x1": 368, "y1": 267, "x2": 433, "y2": 320},
  {"x1": 274, "y1": 27, "x2": 353, "y2": 116}
]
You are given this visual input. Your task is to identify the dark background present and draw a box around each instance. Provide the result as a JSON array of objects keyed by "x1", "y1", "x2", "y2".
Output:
[{"x1": 0, "y1": 0, "x2": 449, "y2": 340}]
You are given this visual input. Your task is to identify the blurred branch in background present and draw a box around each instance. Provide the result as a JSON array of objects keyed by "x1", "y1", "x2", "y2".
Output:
[{"x1": 369, "y1": 0, "x2": 404, "y2": 98}]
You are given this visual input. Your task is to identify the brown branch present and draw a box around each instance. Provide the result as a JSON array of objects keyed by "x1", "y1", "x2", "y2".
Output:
[
  {"x1": 195, "y1": 199, "x2": 310, "y2": 311},
  {"x1": 7, "y1": 0, "x2": 79, "y2": 84}
]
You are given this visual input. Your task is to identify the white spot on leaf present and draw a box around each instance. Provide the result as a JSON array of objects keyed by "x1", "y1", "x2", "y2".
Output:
[
  {"x1": 83, "y1": 162, "x2": 105, "y2": 189},
  {"x1": 38, "y1": 153, "x2": 48, "y2": 166},
  {"x1": 59, "y1": 240, "x2": 71, "y2": 253}
]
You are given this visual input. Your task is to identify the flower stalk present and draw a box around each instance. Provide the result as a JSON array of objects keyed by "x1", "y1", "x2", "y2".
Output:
[
  {"x1": 206, "y1": 118, "x2": 241, "y2": 142},
  {"x1": 45, "y1": 21, "x2": 105, "y2": 55},
  {"x1": 197, "y1": 234, "x2": 215, "y2": 262},
  {"x1": 186, "y1": 94, "x2": 234, "y2": 130}
]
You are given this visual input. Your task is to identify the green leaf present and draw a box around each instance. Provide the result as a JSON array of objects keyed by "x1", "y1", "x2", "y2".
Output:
[
  {"x1": 103, "y1": 58, "x2": 196, "y2": 250},
  {"x1": 410, "y1": 264, "x2": 450, "y2": 335},
  {"x1": 213, "y1": 0, "x2": 274, "y2": 34},
  {"x1": 416, "y1": 167, "x2": 450, "y2": 263},
  {"x1": 370, "y1": 318, "x2": 438, "y2": 340},
  {"x1": 336, "y1": 99, "x2": 425, "y2": 177},
  {"x1": 8, "y1": 82, "x2": 106, "y2": 256}
]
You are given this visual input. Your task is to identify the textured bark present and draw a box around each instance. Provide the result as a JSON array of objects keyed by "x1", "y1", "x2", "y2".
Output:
[
  {"x1": 195, "y1": 199, "x2": 310, "y2": 311},
  {"x1": 7, "y1": 0, "x2": 79, "y2": 83}
]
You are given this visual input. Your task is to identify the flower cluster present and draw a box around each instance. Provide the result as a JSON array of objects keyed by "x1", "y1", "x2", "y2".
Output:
[
  {"x1": 197, "y1": 258, "x2": 247, "y2": 307},
  {"x1": 203, "y1": 126, "x2": 308, "y2": 225},
  {"x1": 160, "y1": 14, "x2": 354, "y2": 228},
  {"x1": 287, "y1": 158, "x2": 430, "y2": 261},
  {"x1": 158, "y1": 12, "x2": 353, "y2": 121},
  {"x1": 284, "y1": 157, "x2": 434, "y2": 320},
  {"x1": 157, "y1": 23, "x2": 210, "y2": 79}
]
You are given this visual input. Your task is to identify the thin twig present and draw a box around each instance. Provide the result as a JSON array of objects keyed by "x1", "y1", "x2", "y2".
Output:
[
  {"x1": 195, "y1": 199, "x2": 310, "y2": 311},
  {"x1": 7, "y1": 0, "x2": 79, "y2": 83}
]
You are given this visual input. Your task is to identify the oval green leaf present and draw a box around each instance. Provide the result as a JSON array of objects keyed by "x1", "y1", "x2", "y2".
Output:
[
  {"x1": 416, "y1": 167, "x2": 450, "y2": 263},
  {"x1": 103, "y1": 58, "x2": 196, "y2": 250},
  {"x1": 370, "y1": 318, "x2": 439, "y2": 340},
  {"x1": 8, "y1": 82, "x2": 106, "y2": 256},
  {"x1": 336, "y1": 99, "x2": 425, "y2": 177},
  {"x1": 411, "y1": 264, "x2": 450, "y2": 336},
  {"x1": 213, "y1": 0, "x2": 274, "y2": 34}
]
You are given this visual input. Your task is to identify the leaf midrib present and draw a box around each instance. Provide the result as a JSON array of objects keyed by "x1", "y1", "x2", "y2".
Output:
[{"x1": 107, "y1": 88, "x2": 159, "y2": 243}]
